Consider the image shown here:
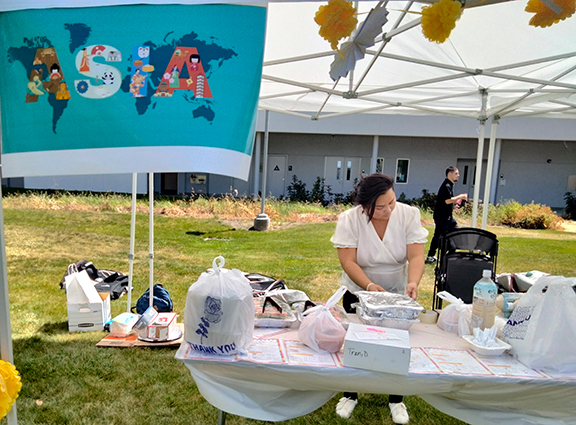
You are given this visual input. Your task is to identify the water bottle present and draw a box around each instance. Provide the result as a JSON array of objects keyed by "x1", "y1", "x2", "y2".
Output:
[{"x1": 470, "y1": 269, "x2": 498, "y2": 331}]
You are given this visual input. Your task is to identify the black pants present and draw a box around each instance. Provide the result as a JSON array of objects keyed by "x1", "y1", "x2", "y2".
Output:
[
  {"x1": 342, "y1": 291, "x2": 403, "y2": 405},
  {"x1": 427, "y1": 216, "x2": 458, "y2": 258}
]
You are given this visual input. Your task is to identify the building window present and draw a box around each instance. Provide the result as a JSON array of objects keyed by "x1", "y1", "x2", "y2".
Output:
[
  {"x1": 396, "y1": 159, "x2": 409, "y2": 184},
  {"x1": 336, "y1": 160, "x2": 342, "y2": 180},
  {"x1": 346, "y1": 160, "x2": 352, "y2": 180},
  {"x1": 462, "y1": 165, "x2": 469, "y2": 185},
  {"x1": 568, "y1": 175, "x2": 576, "y2": 192},
  {"x1": 376, "y1": 157, "x2": 384, "y2": 173}
]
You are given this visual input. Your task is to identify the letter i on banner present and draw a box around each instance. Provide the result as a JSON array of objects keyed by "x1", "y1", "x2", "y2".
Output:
[
  {"x1": 25, "y1": 47, "x2": 70, "y2": 103},
  {"x1": 130, "y1": 46, "x2": 153, "y2": 98},
  {"x1": 154, "y1": 47, "x2": 212, "y2": 98}
]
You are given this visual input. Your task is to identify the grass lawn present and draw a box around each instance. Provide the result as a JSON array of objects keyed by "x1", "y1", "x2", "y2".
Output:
[{"x1": 2, "y1": 200, "x2": 576, "y2": 425}]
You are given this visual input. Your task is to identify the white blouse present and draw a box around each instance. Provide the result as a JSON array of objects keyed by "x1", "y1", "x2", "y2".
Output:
[{"x1": 330, "y1": 202, "x2": 428, "y2": 294}]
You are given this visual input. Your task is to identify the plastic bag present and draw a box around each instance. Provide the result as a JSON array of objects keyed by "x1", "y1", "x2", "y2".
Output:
[
  {"x1": 436, "y1": 291, "x2": 472, "y2": 336},
  {"x1": 501, "y1": 275, "x2": 576, "y2": 373},
  {"x1": 298, "y1": 286, "x2": 347, "y2": 353},
  {"x1": 184, "y1": 256, "x2": 254, "y2": 355}
]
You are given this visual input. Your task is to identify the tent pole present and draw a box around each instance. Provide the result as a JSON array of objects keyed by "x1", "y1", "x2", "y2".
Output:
[
  {"x1": 260, "y1": 111, "x2": 269, "y2": 214},
  {"x1": 481, "y1": 118, "x2": 499, "y2": 229},
  {"x1": 148, "y1": 172, "x2": 154, "y2": 307},
  {"x1": 0, "y1": 184, "x2": 18, "y2": 425},
  {"x1": 253, "y1": 132, "x2": 261, "y2": 199},
  {"x1": 472, "y1": 90, "x2": 488, "y2": 228},
  {"x1": 126, "y1": 173, "x2": 137, "y2": 312},
  {"x1": 254, "y1": 111, "x2": 270, "y2": 231},
  {"x1": 371, "y1": 135, "x2": 379, "y2": 173},
  {"x1": 472, "y1": 120, "x2": 486, "y2": 228}
]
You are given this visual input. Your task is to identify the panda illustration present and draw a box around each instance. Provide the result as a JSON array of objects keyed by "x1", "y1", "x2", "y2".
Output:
[{"x1": 101, "y1": 71, "x2": 114, "y2": 85}]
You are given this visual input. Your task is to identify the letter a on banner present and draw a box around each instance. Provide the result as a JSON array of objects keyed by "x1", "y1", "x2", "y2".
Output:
[
  {"x1": 25, "y1": 47, "x2": 69, "y2": 103},
  {"x1": 154, "y1": 47, "x2": 212, "y2": 98}
]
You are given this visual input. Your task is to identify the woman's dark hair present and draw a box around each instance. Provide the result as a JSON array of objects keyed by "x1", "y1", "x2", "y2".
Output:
[{"x1": 354, "y1": 173, "x2": 394, "y2": 222}]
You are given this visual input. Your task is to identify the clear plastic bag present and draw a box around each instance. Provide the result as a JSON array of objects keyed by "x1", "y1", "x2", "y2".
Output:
[
  {"x1": 184, "y1": 256, "x2": 254, "y2": 355},
  {"x1": 298, "y1": 286, "x2": 347, "y2": 353},
  {"x1": 436, "y1": 291, "x2": 472, "y2": 336}
]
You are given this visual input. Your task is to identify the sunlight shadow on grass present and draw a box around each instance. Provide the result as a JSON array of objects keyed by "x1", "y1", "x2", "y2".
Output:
[{"x1": 38, "y1": 321, "x2": 69, "y2": 334}]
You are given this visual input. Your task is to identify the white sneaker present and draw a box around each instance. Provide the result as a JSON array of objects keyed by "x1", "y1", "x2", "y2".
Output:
[
  {"x1": 390, "y1": 402, "x2": 409, "y2": 424},
  {"x1": 335, "y1": 396, "x2": 357, "y2": 419}
]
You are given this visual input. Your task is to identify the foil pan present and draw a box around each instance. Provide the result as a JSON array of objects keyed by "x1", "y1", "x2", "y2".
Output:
[
  {"x1": 356, "y1": 309, "x2": 420, "y2": 330},
  {"x1": 356, "y1": 291, "x2": 424, "y2": 320}
]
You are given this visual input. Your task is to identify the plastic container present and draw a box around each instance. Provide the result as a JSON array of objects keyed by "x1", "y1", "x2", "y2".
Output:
[
  {"x1": 470, "y1": 270, "x2": 498, "y2": 331},
  {"x1": 463, "y1": 335, "x2": 511, "y2": 356}
]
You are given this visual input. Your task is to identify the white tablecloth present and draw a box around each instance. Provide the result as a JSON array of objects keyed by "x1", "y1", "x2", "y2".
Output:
[{"x1": 176, "y1": 322, "x2": 576, "y2": 425}]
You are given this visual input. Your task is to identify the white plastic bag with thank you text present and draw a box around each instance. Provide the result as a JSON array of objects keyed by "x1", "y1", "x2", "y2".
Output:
[
  {"x1": 184, "y1": 256, "x2": 254, "y2": 355},
  {"x1": 501, "y1": 275, "x2": 576, "y2": 373}
]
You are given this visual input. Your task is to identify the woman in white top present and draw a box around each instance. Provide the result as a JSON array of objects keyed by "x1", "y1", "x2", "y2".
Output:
[{"x1": 330, "y1": 173, "x2": 428, "y2": 425}]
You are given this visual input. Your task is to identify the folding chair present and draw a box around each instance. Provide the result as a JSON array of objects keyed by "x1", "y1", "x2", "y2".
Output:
[{"x1": 432, "y1": 228, "x2": 499, "y2": 310}]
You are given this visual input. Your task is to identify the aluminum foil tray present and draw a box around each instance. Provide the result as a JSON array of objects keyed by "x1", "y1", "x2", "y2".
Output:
[{"x1": 356, "y1": 291, "x2": 424, "y2": 320}]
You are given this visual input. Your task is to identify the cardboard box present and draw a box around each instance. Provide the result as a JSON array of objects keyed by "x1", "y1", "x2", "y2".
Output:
[
  {"x1": 65, "y1": 270, "x2": 111, "y2": 332},
  {"x1": 146, "y1": 312, "x2": 177, "y2": 341},
  {"x1": 342, "y1": 323, "x2": 411, "y2": 375}
]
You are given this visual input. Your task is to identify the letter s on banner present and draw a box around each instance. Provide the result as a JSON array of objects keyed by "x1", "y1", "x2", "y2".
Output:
[{"x1": 74, "y1": 44, "x2": 122, "y2": 99}]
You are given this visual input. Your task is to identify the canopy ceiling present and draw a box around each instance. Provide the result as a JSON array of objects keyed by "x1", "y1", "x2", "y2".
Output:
[{"x1": 260, "y1": 0, "x2": 576, "y2": 121}]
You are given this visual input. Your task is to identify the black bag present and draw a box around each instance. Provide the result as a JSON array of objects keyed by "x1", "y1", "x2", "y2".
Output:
[
  {"x1": 133, "y1": 284, "x2": 173, "y2": 314},
  {"x1": 245, "y1": 273, "x2": 287, "y2": 297},
  {"x1": 60, "y1": 260, "x2": 129, "y2": 300}
]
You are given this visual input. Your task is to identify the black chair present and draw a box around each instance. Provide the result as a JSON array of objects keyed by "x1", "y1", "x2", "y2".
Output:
[{"x1": 432, "y1": 228, "x2": 498, "y2": 310}]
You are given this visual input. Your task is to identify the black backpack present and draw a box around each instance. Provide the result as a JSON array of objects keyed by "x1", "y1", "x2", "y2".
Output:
[{"x1": 133, "y1": 284, "x2": 173, "y2": 314}]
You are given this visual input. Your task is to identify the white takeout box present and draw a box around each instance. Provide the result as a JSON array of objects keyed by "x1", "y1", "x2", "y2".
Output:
[
  {"x1": 147, "y1": 312, "x2": 177, "y2": 341},
  {"x1": 342, "y1": 323, "x2": 411, "y2": 375},
  {"x1": 65, "y1": 270, "x2": 111, "y2": 332}
]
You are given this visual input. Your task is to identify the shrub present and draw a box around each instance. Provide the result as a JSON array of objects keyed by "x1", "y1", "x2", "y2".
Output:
[
  {"x1": 493, "y1": 200, "x2": 562, "y2": 230},
  {"x1": 310, "y1": 177, "x2": 333, "y2": 206},
  {"x1": 564, "y1": 192, "x2": 576, "y2": 220},
  {"x1": 401, "y1": 189, "x2": 437, "y2": 212},
  {"x1": 286, "y1": 175, "x2": 309, "y2": 202}
]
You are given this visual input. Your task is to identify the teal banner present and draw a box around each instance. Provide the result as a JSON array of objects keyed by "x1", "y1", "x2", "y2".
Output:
[{"x1": 0, "y1": 3, "x2": 266, "y2": 178}]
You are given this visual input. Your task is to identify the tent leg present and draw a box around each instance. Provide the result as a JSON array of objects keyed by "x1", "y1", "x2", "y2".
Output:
[
  {"x1": 0, "y1": 183, "x2": 18, "y2": 425},
  {"x1": 472, "y1": 120, "x2": 486, "y2": 228},
  {"x1": 149, "y1": 172, "x2": 154, "y2": 307},
  {"x1": 254, "y1": 110, "x2": 270, "y2": 231},
  {"x1": 217, "y1": 410, "x2": 226, "y2": 425},
  {"x1": 371, "y1": 135, "x2": 379, "y2": 174},
  {"x1": 127, "y1": 173, "x2": 137, "y2": 312},
  {"x1": 481, "y1": 118, "x2": 499, "y2": 229}
]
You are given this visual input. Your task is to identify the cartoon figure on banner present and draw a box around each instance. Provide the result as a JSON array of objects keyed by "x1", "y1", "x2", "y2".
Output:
[
  {"x1": 130, "y1": 68, "x2": 146, "y2": 97},
  {"x1": 27, "y1": 72, "x2": 45, "y2": 96},
  {"x1": 107, "y1": 50, "x2": 122, "y2": 62},
  {"x1": 55, "y1": 81, "x2": 71, "y2": 100},
  {"x1": 101, "y1": 71, "x2": 115, "y2": 85},
  {"x1": 189, "y1": 53, "x2": 200, "y2": 72},
  {"x1": 170, "y1": 65, "x2": 180, "y2": 88},
  {"x1": 79, "y1": 48, "x2": 90, "y2": 72},
  {"x1": 49, "y1": 64, "x2": 61, "y2": 80}
]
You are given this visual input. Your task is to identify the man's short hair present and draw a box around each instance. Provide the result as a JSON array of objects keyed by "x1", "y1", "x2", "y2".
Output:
[{"x1": 446, "y1": 166, "x2": 457, "y2": 176}]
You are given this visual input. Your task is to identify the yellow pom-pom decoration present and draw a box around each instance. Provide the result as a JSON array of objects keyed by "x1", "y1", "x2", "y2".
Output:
[
  {"x1": 526, "y1": 0, "x2": 575, "y2": 27},
  {"x1": 315, "y1": 0, "x2": 358, "y2": 52},
  {"x1": 0, "y1": 360, "x2": 22, "y2": 420},
  {"x1": 421, "y1": 0, "x2": 463, "y2": 43}
]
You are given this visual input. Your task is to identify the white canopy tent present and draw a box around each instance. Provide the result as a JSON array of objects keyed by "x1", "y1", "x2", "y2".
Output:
[
  {"x1": 1, "y1": 1, "x2": 576, "y2": 424},
  {"x1": 259, "y1": 0, "x2": 576, "y2": 226}
]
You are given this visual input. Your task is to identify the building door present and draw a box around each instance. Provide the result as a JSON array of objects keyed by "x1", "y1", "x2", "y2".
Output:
[
  {"x1": 324, "y1": 156, "x2": 361, "y2": 194},
  {"x1": 266, "y1": 155, "x2": 287, "y2": 198},
  {"x1": 455, "y1": 159, "x2": 487, "y2": 203},
  {"x1": 161, "y1": 173, "x2": 178, "y2": 195}
]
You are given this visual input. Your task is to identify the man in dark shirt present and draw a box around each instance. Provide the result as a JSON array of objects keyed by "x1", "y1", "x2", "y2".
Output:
[{"x1": 426, "y1": 166, "x2": 468, "y2": 263}]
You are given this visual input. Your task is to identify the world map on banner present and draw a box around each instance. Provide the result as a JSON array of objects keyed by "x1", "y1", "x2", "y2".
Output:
[{"x1": 8, "y1": 27, "x2": 236, "y2": 133}]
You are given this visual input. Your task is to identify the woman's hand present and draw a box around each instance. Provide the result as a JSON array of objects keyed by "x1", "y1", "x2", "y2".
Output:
[
  {"x1": 366, "y1": 282, "x2": 386, "y2": 292},
  {"x1": 405, "y1": 282, "x2": 418, "y2": 299}
]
